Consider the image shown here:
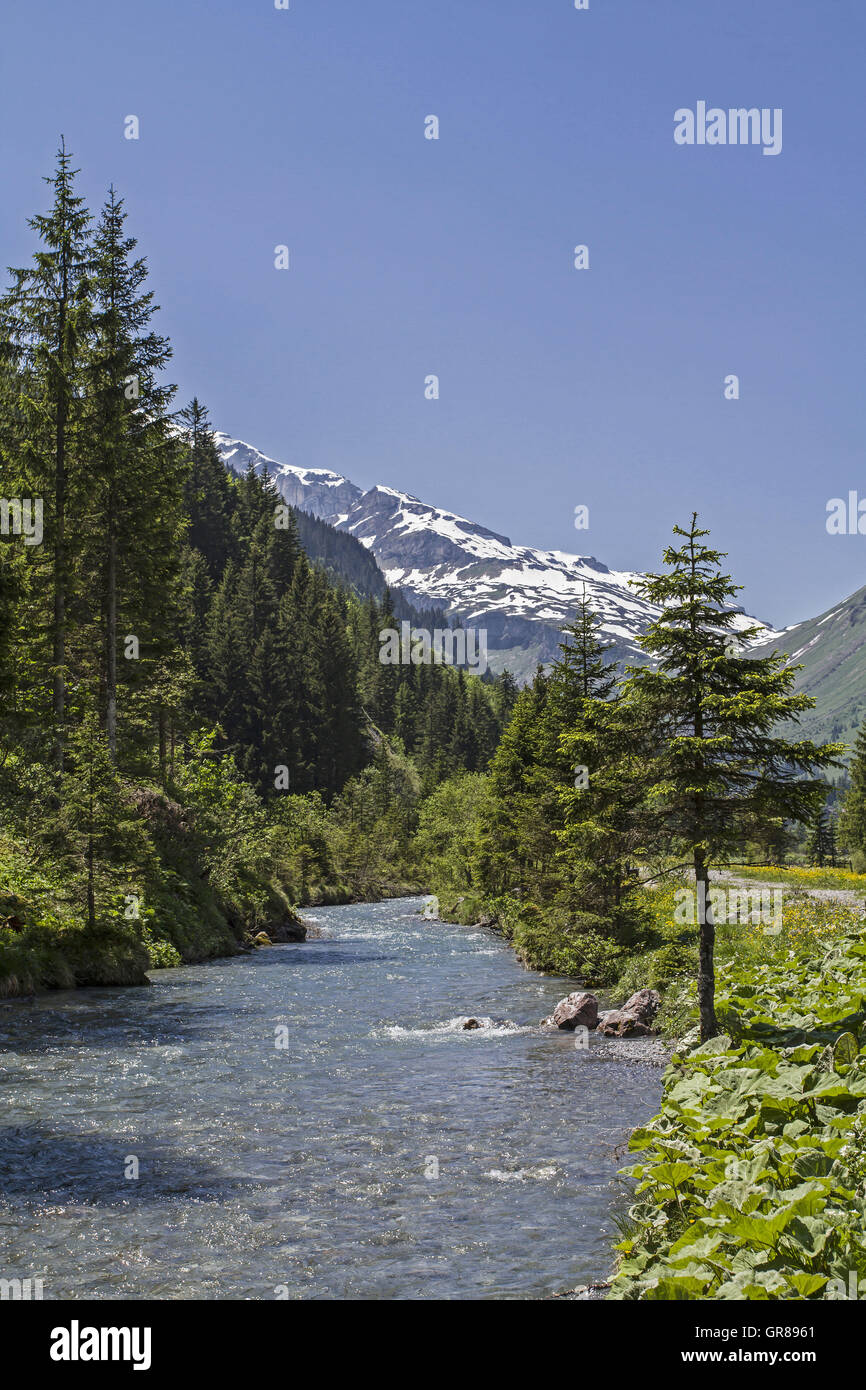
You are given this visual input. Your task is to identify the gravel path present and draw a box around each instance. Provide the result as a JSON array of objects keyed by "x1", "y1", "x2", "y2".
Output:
[{"x1": 710, "y1": 868, "x2": 866, "y2": 910}]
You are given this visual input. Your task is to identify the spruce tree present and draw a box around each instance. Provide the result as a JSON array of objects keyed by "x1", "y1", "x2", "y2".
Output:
[
  {"x1": 84, "y1": 187, "x2": 177, "y2": 762},
  {"x1": 180, "y1": 399, "x2": 236, "y2": 579},
  {"x1": 473, "y1": 673, "x2": 552, "y2": 898},
  {"x1": 624, "y1": 515, "x2": 843, "y2": 1040},
  {"x1": 806, "y1": 807, "x2": 831, "y2": 867},
  {"x1": 61, "y1": 712, "x2": 131, "y2": 929},
  {"x1": 556, "y1": 597, "x2": 646, "y2": 928},
  {"x1": 1, "y1": 139, "x2": 92, "y2": 763}
]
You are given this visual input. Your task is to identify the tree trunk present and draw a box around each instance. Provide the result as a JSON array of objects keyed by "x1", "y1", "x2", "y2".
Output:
[
  {"x1": 695, "y1": 847, "x2": 718, "y2": 1041},
  {"x1": 53, "y1": 380, "x2": 66, "y2": 770},
  {"x1": 158, "y1": 705, "x2": 167, "y2": 788},
  {"x1": 87, "y1": 761, "x2": 96, "y2": 931},
  {"x1": 106, "y1": 511, "x2": 117, "y2": 760},
  {"x1": 86, "y1": 832, "x2": 96, "y2": 931}
]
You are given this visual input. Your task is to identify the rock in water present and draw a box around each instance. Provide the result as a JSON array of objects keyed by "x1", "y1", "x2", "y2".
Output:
[
  {"x1": 597, "y1": 1009, "x2": 649, "y2": 1036},
  {"x1": 267, "y1": 919, "x2": 307, "y2": 942},
  {"x1": 622, "y1": 988, "x2": 661, "y2": 1025},
  {"x1": 549, "y1": 991, "x2": 599, "y2": 1031},
  {"x1": 597, "y1": 988, "x2": 661, "y2": 1037},
  {"x1": 462, "y1": 1017, "x2": 482, "y2": 1030}
]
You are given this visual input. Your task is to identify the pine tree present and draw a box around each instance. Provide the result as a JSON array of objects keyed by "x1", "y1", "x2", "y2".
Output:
[
  {"x1": 180, "y1": 399, "x2": 236, "y2": 579},
  {"x1": 555, "y1": 598, "x2": 645, "y2": 927},
  {"x1": 624, "y1": 515, "x2": 843, "y2": 1040},
  {"x1": 60, "y1": 712, "x2": 132, "y2": 929},
  {"x1": 806, "y1": 807, "x2": 829, "y2": 867},
  {"x1": 473, "y1": 672, "x2": 552, "y2": 898},
  {"x1": 84, "y1": 187, "x2": 177, "y2": 762},
  {"x1": 1, "y1": 139, "x2": 92, "y2": 764}
]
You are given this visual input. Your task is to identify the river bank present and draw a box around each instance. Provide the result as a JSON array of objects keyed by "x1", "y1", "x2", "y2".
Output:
[
  {"x1": 0, "y1": 762, "x2": 428, "y2": 1000},
  {"x1": 607, "y1": 925, "x2": 866, "y2": 1299},
  {"x1": 0, "y1": 875, "x2": 427, "y2": 1002}
]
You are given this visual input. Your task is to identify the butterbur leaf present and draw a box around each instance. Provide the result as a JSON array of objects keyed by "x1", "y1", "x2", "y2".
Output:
[
  {"x1": 833, "y1": 1031, "x2": 859, "y2": 1069},
  {"x1": 730, "y1": 1210, "x2": 795, "y2": 1246},
  {"x1": 716, "y1": 1270, "x2": 789, "y2": 1300},
  {"x1": 688, "y1": 1033, "x2": 733, "y2": 1057},
  {"x1": 707, "y1": 1182, "x2": 766, "y2": 1216},
  {"x1": 668, "y1": 1230, "x2": 724, "y2": 1260},
  {"x1": 790, "y1": 1150, "x2": 835, "y2": 1180},
  {"x1": 646, "y1": 1161, "x2": 693, "y2": 1189},
  {"x1": 643, "y1": 1276, "x2": 712, "y2": 1299},
  {"x1": 787, "y1": 1272, "x2": 829, "y2": 1297}
]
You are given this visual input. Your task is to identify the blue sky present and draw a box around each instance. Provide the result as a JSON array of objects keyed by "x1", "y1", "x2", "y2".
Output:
[{"x1": 2, "y1": 0, "x2": 864, "y2": 626}]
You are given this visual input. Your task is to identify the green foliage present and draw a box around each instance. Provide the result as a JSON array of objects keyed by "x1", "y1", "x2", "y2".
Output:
[
  {"x1": 414, "y1": 773, "x2": 490, "y2": 891},
  {"x1": 610, "y1": 930, "x2": 866, "y2": 1301},
  {"x1": 510, "y1": 904, "x2": 624, "y2": 984},
  {"x1": 839, "y1": 719, "x2": 866, "y2": 858}
]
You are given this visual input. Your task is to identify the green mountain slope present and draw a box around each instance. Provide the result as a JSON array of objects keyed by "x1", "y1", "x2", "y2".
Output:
[{"x1": 749, "y1": 584, "x2": 866, "y2": 754}]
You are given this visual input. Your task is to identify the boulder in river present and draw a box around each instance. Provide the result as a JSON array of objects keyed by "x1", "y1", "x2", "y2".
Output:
[
  {"x1": 462, "y1": 1017, "x2": 482, "y2": 1030},
  {"x1": 545, "y1": 991, "x2": 599, "y2": 1031},
  {"x1": 622, "y1": 988, "x2": 662, "y2": 1024},
  {"x1": 266, "y1": 919, "x2": 307, "y2": 943},
  {"x1": 597, "y1": 988, "x2": 661, "y2": 1037}
]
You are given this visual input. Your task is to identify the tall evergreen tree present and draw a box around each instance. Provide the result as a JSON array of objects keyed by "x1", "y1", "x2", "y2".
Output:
[
  {"x1": 1, "y1": 139, "x2": 92, "y2": 763},
  {"x1": 624, "y1": 515, "x2": 842, "y2": 1040},
  {"x1": 84, "y1": 186, "x2": 178, "y2": 761}
]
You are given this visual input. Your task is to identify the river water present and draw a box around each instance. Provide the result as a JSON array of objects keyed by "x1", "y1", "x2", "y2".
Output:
[{"x1": 0, "y1": 898, "x2": 664, "y2": 1300}]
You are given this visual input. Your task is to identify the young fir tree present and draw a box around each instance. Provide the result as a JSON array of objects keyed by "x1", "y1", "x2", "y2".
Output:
[
  {"x1": 544, "y1": 591, "x2": 618, "y2": 780},
  {"x1": 179, "y1": 399, "x2": 236, "y2": 579},
  {"x1": 472, "y1": 671, "x2": 553, "y2": 899},
  {"x1": 806, "y1": 805, "x2": 832, "y2": 867},
  {"x1": 60, "y1": 712, "x2": 131, "y2": 929},
  {"x1": 556, "y1": 596, "x2": 647, "y2": 929},
  {"x1": 623, "y1": 515, "x2": 842, "y2": 1040},
  {"x1": 1, "y1": 139, "x2": 92, "y2": 764}
]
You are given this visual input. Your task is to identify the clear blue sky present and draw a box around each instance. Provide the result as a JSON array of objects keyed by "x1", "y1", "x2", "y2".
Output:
[{"x1": 2, "y1": 0, "x2": 864, "y2": 627}]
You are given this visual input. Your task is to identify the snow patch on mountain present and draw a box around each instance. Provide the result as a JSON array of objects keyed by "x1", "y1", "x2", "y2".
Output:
[{"x1": 214, "y1": 433, "x2": 780, "y2": 675}]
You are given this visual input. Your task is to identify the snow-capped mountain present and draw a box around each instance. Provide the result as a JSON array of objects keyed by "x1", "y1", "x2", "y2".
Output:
[{"x1": 215, "y1": 433, "x2": 777, "y2": 680}]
